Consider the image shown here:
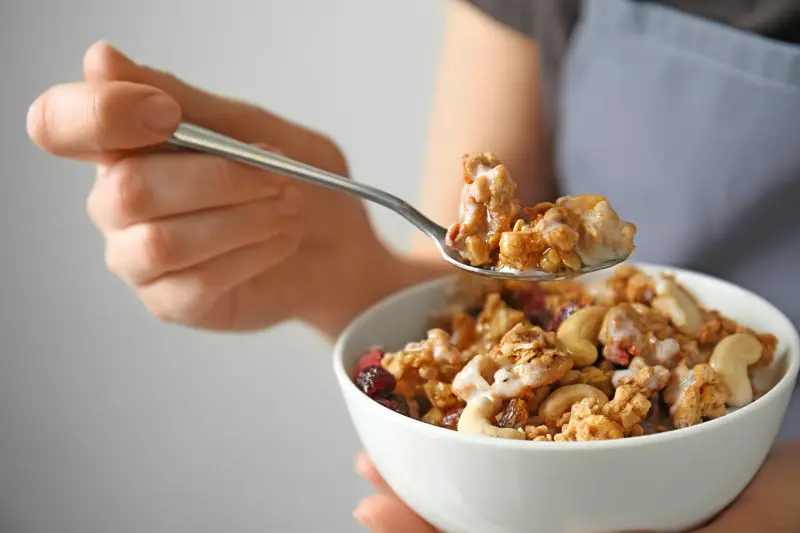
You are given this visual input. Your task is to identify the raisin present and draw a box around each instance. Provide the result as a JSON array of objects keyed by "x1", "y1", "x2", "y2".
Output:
[
  {"x1": 497, "y1": 398, "x2": 529, "y2": 429},
  {"x1": 354, "y1": 348, "x2": 385, "y2": 378},
  {"x1": 547, "y1": 301, "x2": 583, "y2": 332},
  {"x1": 440, "y1": 407, "x2": 464, "y2": 431},
  {"x1": 415, "y1": 394, "x2": 432, "y2": 417},
  {"x1": 355, "y1": 365, "x2": 396, "y2": 397},
  {"x1": 376, "y1": 394, "x2": 410, "y2": 416}
]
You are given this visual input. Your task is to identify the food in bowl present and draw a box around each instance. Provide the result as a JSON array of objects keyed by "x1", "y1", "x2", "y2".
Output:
[
  {"x1": 351, "y1": 265, "x2": 779, "y2": 441},
  {"x1": 445, "y1": 153, "x2": 637, "y2": 273},
  {"x1": 337, "y1": 264, "x2": 798, "y2": 533}
]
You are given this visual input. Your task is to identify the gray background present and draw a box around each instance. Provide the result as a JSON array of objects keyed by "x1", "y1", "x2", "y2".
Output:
[{"x1": 0, "y1": 1, "x2": 446, "y2": 532}]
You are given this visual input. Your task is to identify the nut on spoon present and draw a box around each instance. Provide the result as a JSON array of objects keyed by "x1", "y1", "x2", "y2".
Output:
[{"x1": 167, "y1": 123, "x2": 628, "y2": 282}]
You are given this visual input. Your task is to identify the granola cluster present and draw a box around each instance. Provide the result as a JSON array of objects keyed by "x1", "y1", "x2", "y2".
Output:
[
  {"x1": 352, "y1": 265, "x2": 780, "y2": 442},
  {"x1": 446, "y1": 153, "x2": 637, "y2": 274}
]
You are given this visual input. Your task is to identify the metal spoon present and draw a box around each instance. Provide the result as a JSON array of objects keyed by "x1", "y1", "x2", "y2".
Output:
[{"x1": 167, "y1": 122, "x2": 628, "y2": 281}]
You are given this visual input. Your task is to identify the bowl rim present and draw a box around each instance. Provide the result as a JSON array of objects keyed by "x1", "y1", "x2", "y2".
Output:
[{"x1": 333, "y1": 262, "x2": 800, "y2": 451}]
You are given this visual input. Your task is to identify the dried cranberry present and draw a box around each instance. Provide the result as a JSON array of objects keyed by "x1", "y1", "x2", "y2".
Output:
[
  {"x1": 547, "y1": 301, "x2": 583, "y2": 331},
  {"x1": 528, "y1": 309, "x2": 552, "y2": 329},
  {"x1": 354, "y1": 348, "x2": 384, "y2": 378},
  {"x1": 511, "y1": 284, "x2": 544, "y2": 308},
  {"x1": 507, "y1": 283, "x2": 551, "y2": 327},
  {"x1": 440, "y1": 407, "x2": 464, "y2": 431},
  {"x1": 355, "y1": 365, "x2": 396, "y2": 397},
  {"x1": 376, "y1": 394, "x2": 410, "y2": 416}
]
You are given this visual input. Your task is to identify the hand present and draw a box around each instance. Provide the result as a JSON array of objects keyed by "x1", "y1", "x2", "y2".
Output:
[
  {"x1": 354, "y1": 452, "x2": 439, "y2": 533},
  {"x1": 27, "y1": 42, "x2": 392, "y2": 335},
  {"x1": 353, "y1": 440, "x2": 800, "y2": 532},
  {"x1": 688, "y1": 439, "x2": 800, "y2": 533}
]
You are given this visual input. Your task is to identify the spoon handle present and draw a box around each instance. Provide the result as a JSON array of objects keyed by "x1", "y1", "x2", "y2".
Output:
[{"x1": 167, "y1": 122, "x2": 446, "y2": 242}]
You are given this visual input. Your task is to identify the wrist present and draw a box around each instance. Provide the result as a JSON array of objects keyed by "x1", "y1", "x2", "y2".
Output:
[{"x1": 301, "y1": 240, "x2": 452, "y2": 341}]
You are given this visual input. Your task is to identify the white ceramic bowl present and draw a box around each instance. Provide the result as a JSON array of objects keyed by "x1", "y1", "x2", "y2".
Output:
[{"x1": 333, "y1": 263, "x2": 800, "y2": 533}]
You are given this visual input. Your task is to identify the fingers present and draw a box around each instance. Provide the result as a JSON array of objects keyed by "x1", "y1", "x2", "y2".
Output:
[
  {"x1": 82, "y1": 41, "x2": 289, "y2": 144},
  {"x1": 351, "y1": 451, "x2": 658, "y2": 533},
  {"x1": 27, "y1": 40, "x2": 285, "y2": 165},
  {"x1": 690, "y1": 502, "x2": 759, "y2": 533},
  {"x1": 105, "y1": 187, "x2": 302, "y2": 285},
  {"x1": 134, "y1": 230, "x2": 302, "y2": 325},
  {"x1": 27, "y1": 81, "x2": 181, "y2": 160},
  {"x1": 87, "y1": 152, "x2": 288, "y2": 229},
  {"x1": 353, "y1": 494, "x2": 439, "y2": 533},
  {"x1": 353, "y1": 453, "x2": 438, "y2": 533},
  {"x1": 355, "y1": 452, "x2": 394, "y2": 495}
]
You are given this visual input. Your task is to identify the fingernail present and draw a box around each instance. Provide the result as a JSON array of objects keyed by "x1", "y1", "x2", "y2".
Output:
[
  {"x1": 253, "y1": 142, "x2": 282, "y2": 154},
  {"x1": 138, "y1": 94, "x2": 181, "y2": 133},
  {"x1": 102, "y1": 42, "x2": 133, "y2": 64},
  {"x1": 354, "y1": 454, "x2": 370, "y2": 479},
  {"x1": 353, "y1": 507, "x2": 376, "y2": 531},
  {"x1": 88, "y1": 40, "x2": 137, "y2": 69}
]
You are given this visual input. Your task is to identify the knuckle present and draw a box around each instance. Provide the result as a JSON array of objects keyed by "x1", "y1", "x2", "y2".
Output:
[
  {"x1": 142, "y1": 294, "x2": 184, "y2": 324},
  {"x1": 175, "y1": 271, "x2": 217, "y2": 300},
  {"x1": 103, "y1": 241, "x2": 134, "y2": 283},
  {"x1": 104, "y1": 158, "x2": 148, "y2": 222},
  {"x1": 141, "y1": 281, "x2": 213, "y2": 325},
  {"x1": 103, "y1": 241, "x2": 121, "y2": 275},
  {"x1": 136, "y1": 223, "x2": 173, "y2": 272},
  {"x1": 85, "y1": 180, "x2": 104, "y2": 227},
  {"x1": 102, "y1": 232, "x2": 139, "y2": 282}
]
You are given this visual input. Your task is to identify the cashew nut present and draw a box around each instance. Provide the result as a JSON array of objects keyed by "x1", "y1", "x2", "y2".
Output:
[
  {"x1": 709, "y1": 333, "x2": 763, "y2": 407},
  {"x1": 457, "y1": 396, "x2": 525, "y2": 440},
  {"x1": 652, "y1": 276, "x2": 702, "y2": 336},
  {"x1": 538, "y1": 384, "x2": 609, "y2": 426},
  {"x1": 556, "y1": 306, "x2": 608, "y2": 367}
]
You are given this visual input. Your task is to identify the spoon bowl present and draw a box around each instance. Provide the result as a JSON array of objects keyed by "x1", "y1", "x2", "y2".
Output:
[
  {"x1": 437, "y1": 244, "x2": 631, "y2": 281},
  {"x1": 168, "y1": 122, "x2": 627, "y2": 282}
]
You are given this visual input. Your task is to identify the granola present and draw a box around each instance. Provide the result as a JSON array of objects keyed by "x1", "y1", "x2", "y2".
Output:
[
  {"x1": 445, "y1": 153, "x2": 520, "y2": 267},
  {"x1": 352, "y1": 265, "x2": 780, "y2": 442},
  {"x1": 446, "y1": 153, "x2": 637, "y2": 274}
]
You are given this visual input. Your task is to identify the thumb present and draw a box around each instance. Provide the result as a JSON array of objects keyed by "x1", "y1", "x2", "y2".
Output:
[{"x1": 82, "y1": 41, "x2": 290, "y2": 145}]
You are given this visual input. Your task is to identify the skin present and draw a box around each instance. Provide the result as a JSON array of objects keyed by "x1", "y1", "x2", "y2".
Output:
[
  {"x1": 27, "y1": 40, "x2": 443, "y2": 337},
  {"x1": 24, "y1": 0, "x2": 800, "y2": 532}
]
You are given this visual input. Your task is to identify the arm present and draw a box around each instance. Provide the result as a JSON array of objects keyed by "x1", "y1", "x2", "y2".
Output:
[
  {"x1": 27, "y1": 4, "x2": 550, "y2": 342},
  {"x1": 411, "y1": 0, "x2": 555, "y2": 259},
  {"x1": 314, "y1": 0, "x2": 554, "y2": 338}
]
